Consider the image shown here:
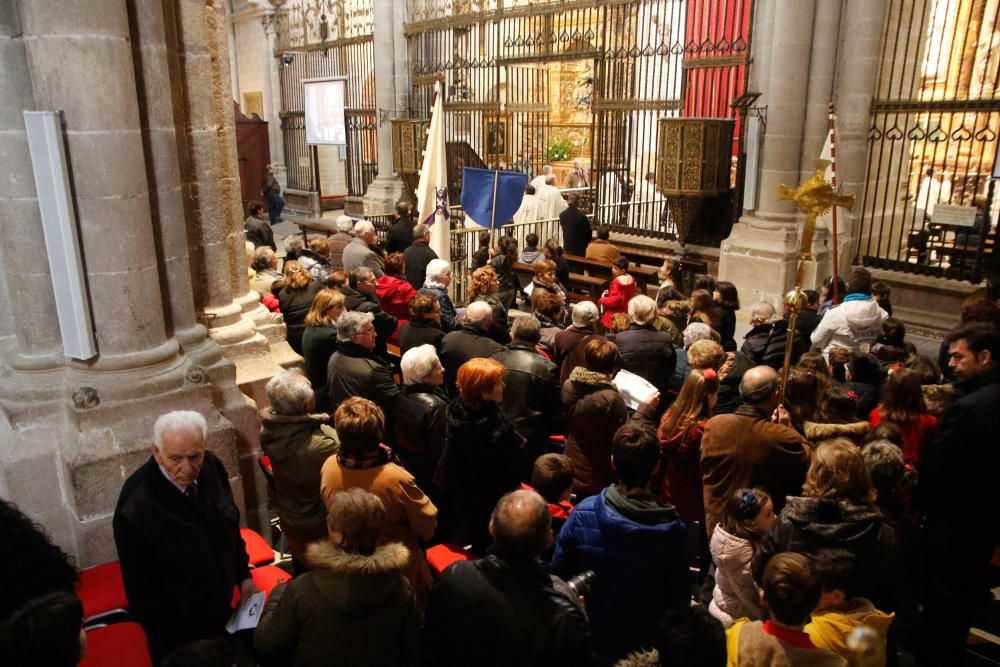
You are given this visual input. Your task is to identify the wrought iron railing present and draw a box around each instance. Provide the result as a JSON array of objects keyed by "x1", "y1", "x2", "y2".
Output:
[{"x1": 857, "y1": 0, "x2": 999, "y2": 284}]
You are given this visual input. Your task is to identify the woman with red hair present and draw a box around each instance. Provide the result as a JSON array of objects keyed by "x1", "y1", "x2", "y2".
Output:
[{"x1": 439, "y1": 358, "x2": 523, "y2": 554}]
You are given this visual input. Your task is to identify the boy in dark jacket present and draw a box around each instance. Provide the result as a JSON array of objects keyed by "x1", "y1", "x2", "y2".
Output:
[{"x1": 553, "y1": 410, "x2": 689, "y2": 662}]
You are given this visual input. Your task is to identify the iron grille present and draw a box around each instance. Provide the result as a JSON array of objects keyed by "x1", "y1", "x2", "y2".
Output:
[{"x1": 858, "y1": 0, "x2": 999, "y2": 284}]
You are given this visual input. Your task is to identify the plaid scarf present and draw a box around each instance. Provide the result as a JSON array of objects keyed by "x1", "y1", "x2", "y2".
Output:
[{"x1": 337, "y1": 443, "x2": 392, "y2": 470}]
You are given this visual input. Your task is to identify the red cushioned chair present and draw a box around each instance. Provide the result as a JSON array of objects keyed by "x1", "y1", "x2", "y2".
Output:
[
  {"x1": 80, "y1": 621, "x2": 152, "y2": 667},
  {"x1": 251, "y1": 564, "x2": 292, "y2": 599},
  {"x1": 426, "y1": 544, "x2": 474, "y2": 575},
  {"x1": 76, "y1": 561, "x2": 129, "y2": 623},
  {"x1": 241, "y1": 526, "x2": 274, "y2": 567}
]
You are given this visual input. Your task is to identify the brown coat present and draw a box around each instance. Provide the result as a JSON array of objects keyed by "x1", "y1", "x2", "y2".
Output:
[
  {"x1": 561, "y1": 367, "x2": 629, "y2": 497},
  {"x1": 585, "y1": 239, "x2": 621, "y2": 263},
  {"x1": 701, "y1": 405, "x2": 811, "y2": 534},
  {"x1": 319, "y1": 458, "x2": 438, "y2": 606}
]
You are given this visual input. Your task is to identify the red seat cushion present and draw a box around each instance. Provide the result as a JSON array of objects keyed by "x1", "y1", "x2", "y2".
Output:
[
  {"x1": 259, "y1": 454, "x2": 273, "y2": 475},
  {"x1": 251, "y1": 565, "x2": 291, "y2": 599},
  {"x1": 76, "y1": 561, "x2": 128, "y2": 619},
  {"x1": 241, "y1": 527, "x2": 274, "y2": 567},
  {"x1": 426, "y1": 544, "x2": 474, "y2": 574},
  {"x1": 80, "y1": 622, "x2": 152, "y2": 667}
]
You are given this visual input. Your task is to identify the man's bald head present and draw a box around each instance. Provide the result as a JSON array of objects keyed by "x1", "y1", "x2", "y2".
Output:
[
  {"x1": 466, "y1": 300, "x2": 494, "y2": 329},
  {"x1": 740, "y1": 365, "x2": 781, "y2": 407},
  {"x1": 488, "y1": 489, "x2": 552, "y2": 562}
]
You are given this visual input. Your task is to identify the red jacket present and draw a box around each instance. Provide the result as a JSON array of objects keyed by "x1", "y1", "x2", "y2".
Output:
[
  {"x1": 869, "y1": 408, "x2": 937, "y2": 465},
  {"x1": 599, "y1": 274, "x2": 636, "y2": 328},
  {"x1": 376, "y1": 273, "x2": 417, "y2": 322},
  {"x1": 659, "y1": 420, "x2": 707, "y2": 525}
]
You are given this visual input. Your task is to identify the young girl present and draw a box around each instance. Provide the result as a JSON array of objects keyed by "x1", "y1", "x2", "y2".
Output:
[
  {"x1": 598, "y1": 257, "x2": 635, "y2": 329},
  {"x1": 688, "y1": 289, "x2": 717, "y2": 330},
  {"x1": 658, "y1": 369, "x2": 720, "y2": 526},
  {"x1": 709, "y1": 488, "x2": 775, "y2": 628},
  {"x1": 869, "y1": 367, "x2": 937, "y2": 465}
]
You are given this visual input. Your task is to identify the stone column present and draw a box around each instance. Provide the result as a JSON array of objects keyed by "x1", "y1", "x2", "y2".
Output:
[
  {"x1": 0, "y1": 1, "x2": 72, "y2": 552},
  {"x1": 0, "y1": 0, "x2": 243, "y2": 566},
  {"x1": 0, "y1": 4, "x2": 67, "y2": 370},
  {"x1": 719, "y1": 0, "x2": 818, "y2": 307},
  {"x1": 173, "y1": 0, "x2": 298, "y2": 529},
  {"x1": 362, "y1": 0, "x2": 406, "y2": 215},
  {"x1": 836, "y1": 0, "x2": 890, "y2": 275},
  {"x1": 262, "y1": 9, "x2": 287, "y2": 182}
]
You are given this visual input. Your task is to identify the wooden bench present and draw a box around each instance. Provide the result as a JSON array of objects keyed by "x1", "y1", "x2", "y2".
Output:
[
  {"x1": 513, "y1": 261, "x2": 605, "y2": 303},
  {"x1": 615, "y1": 244, "x2": 709, "y2": 295},
  {"x1": 564, "y1": 253, "x2": 659, "y2": 295},
  {"x1": 295, "y1": 219, "x2": 338, "y2": 241}
]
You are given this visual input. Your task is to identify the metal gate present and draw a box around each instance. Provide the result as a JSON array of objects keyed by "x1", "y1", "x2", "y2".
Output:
[
  {"x1": 275, "y1": 2, "x2": 377, "y2": 200},
  {"x1": 404, "y1": 0, "x2": 752, "y2": 240},
  {"x1": 857, "y1": 0, "x2": 999, "y2": 283}
]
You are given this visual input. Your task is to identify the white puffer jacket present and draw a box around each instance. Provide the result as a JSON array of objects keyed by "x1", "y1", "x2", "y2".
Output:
[
  {"x1": 810, "y1": 295, "x2": 888, "y2": 359},
  {"x1": 708, "y1": 524, "x2": 766, "y2": 628}
]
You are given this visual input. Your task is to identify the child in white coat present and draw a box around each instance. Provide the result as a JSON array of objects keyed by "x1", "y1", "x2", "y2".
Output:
[{"x1": 708, "y1": 488, "x2": 776, "y2": 627}]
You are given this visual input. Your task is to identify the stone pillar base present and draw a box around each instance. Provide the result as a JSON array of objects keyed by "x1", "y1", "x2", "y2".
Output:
[
  {"x1": 867, "y1": 267, "x2": 986, "y2": 337},
  {"x1": 719, "y1": 216, "x2": 801, "y2": 308},
  {"x1": 362, "y1": 174, "x2": 405, "y2": 217}
]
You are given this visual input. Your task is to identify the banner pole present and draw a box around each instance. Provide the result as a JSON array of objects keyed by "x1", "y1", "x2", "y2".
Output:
[
  {"x1": 490, "y1": 169, "x2": 499, "y2": 235},
  {"x1": 829, "y1": 103, "x2": 840, "y2": 303}
]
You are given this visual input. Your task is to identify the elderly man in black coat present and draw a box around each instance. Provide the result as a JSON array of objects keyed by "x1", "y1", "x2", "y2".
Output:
[
  {"x1": 613, "y1": 295, "x2": 677, "y2": 410},
  {"x1": 439, "y1": 301, "x2": 504, "y2": 390},
  {"x1": 326, "y1": 310, "x2": 400, "y2": 415},
  {"x1": 492, "y1": 315, "x2": 561, "y2": 471},
  {"x1": 113, "y1": 411, "x2": 256, "y2": 663}
]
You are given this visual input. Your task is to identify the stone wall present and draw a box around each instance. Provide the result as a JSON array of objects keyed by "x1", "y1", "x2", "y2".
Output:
[{"x1": 0, "y1": 0, "x2": 296, "y2": 567}]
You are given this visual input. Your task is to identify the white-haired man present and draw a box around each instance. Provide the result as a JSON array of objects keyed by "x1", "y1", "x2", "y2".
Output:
[
  {"x1": 419, "y1": 258, "x2": 459, "y2": 332},
  {"x1": 326, "y1": 310, "x2": 399, "y2": 414},
  {"x1": 342, "y1": 219, "x2": 384, "y2": 277},
  {"x1": 113, "y1": 411, "x2": 256, "y2": 662},
  {"x1": 439, "y1": 300, "x2": 504, "y2": 389},
  {"x1": 404, "y1": 223, "x2": 438, "y2": 290},
  {"x1": 537, "y1": 173, "x2": 569, "y2": 220},
  {"x1": 530, "y1": 163, "x2": 553, "y2": 192},
  {"x1": 328, "y1": 214, "x2": 355, "y2": 270}
]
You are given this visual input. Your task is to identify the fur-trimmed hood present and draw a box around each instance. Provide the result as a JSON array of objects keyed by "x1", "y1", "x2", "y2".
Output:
[
  {"x1": 568, "y1": 366, "x2": 618, "y2": 390},
  {"x1": 300, "y1": 541, "x2": 413, "y2": 613},
  {"x1": 783, "y1": 496, "x2": 883, "y2": 524},
  {"x1": 614, "y1": 649, "x2": 660, "y2": 667},
  {"x1": 803, "y1": 420, "x2": 870, "y2": 442},
  {"x1": 306, "y1": 540, "x2": 410, "y2": 574}
]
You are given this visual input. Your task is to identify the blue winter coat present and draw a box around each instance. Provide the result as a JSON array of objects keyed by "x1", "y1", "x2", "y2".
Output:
[{"x1": 552, "y1": 487, "x2": 690, "y2": 661}]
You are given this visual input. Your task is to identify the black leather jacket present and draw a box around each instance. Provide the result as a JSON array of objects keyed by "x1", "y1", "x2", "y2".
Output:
[
  {"x1": 492, "y1": 342, "x2": 561, "y2": 449},
  {"x1": 614, "y1": 324, "x2": 677, "y2": 396},
  {"x1": 423, "y1": 555, "x2": 594, "y2": 666},
  {"x1": 393, "y1": 383, "x2": 449, "y2": 493}
]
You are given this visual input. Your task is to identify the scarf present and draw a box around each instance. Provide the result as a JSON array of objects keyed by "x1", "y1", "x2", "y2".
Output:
[
  {"x1": 337, "y1": 443, "x2": 392, "y2": 469},
  {"x1": 424, "y1": 278, "x2": 447, "y2": 291}
]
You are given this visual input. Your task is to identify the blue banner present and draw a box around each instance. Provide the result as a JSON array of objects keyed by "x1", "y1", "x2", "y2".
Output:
[{"x1": 460, "y1": 167, "x2": 528, "y2": 229}]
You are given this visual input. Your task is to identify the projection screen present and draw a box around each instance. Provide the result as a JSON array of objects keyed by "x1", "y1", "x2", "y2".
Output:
[{"x1": 303, "y1": 76, "x2": 347, "y2": 146}]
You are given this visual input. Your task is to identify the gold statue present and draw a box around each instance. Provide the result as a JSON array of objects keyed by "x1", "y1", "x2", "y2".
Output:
[
  {"x1": 778, "y1": 160, "x2": 856, "y2": 273},
  {"x1": 776, "y1": 160, "x2": 855, "y2": 399}
]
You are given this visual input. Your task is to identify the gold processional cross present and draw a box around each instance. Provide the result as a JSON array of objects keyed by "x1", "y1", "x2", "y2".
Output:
[{"x1": 776, "y1": 159, "x2": 856, "y2": 397}]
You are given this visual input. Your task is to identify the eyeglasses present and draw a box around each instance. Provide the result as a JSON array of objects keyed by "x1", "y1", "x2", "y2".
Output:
[{"x1": 354, "y1": 329, "x2": 376, "y2": 338}]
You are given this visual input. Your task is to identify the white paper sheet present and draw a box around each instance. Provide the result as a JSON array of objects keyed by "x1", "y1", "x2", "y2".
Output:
[
  {"x1": 613, "y1": 369, "x2": 658, "y2": 410},
  {"x1": 226, "y1": 590, "x2": 266, "y2": 633}
]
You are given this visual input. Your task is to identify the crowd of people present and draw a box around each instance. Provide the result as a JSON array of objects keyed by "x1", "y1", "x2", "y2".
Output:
[{"x1": 4, "y1": 198, "x2": 1000, "y2": 667}]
